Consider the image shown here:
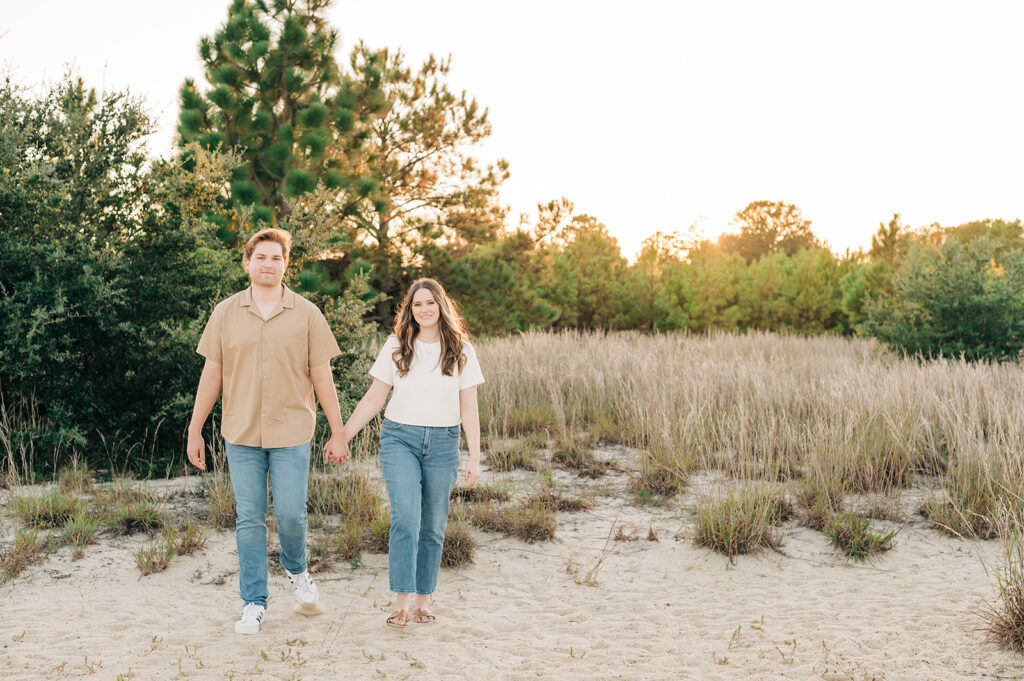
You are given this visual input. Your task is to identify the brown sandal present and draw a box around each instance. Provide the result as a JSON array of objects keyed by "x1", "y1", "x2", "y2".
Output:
[
  {"x1": 386, "y1": 609, "x2": 409, "y2": 628},
  {"x1": 414, "y1": 608, "x2": 436, "y2": 624}
]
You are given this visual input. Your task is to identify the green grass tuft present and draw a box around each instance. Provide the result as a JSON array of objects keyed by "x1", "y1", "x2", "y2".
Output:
[
  {"x1": 11, "y1": 491, "x2": 83, "y2": 529},
  {"x1": 362, "y1": 509, "x2": 391, "y2": 553},
  {"x1": 508, "y1": 501, "x2": 557, "y2": 543},
  {"x1": 106, "y1": 499, "x2": 165, "y2": 536},
  {"x1": 525, "y1": 487, "x2": 593, "y2": 512},
  {"x1": 794, "y1": 476, "x2": 845, "y2": 531},
  {"x1": 824, "y1": 510, "x2": 896, "y2": 560},
  {"x1": 440, "y1": 521, "x2": 477, "y2": 568},
  {"x1": 485, "y1": 441, "x2": 542, "y2": 472},
  {"x1": 552, "y1": 437, "x2": 610, "y2": 478},
  {"x1": 694, "y1": 485, "x2": 783, "y2": 558},
  {"x1": 62, "y1": 513, "x2": 101, "y2": 550},
  {"x1": 0, "y1": 529, "x2": 51, "y2": 582},
  {"x1": 451, "y1": 483, "x2": 512, "y2": 504},
  {"x1": 199, "y1": 473, "x2": 236, "y2": 529}
]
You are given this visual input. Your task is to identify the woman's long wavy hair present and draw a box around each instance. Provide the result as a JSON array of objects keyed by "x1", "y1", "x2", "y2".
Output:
[{"x1": 392, "y1": 278, "x2": 469, "y2": 378}]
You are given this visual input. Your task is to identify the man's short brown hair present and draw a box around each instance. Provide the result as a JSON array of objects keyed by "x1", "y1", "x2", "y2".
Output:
[{"x1": 244, "y1": 228, "x2": 292, "y2": 261}]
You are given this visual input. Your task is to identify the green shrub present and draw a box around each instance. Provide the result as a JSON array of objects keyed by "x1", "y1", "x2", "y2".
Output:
[
  {"x1": 0, "y1": 76, "x2": 379, "y2": 478},
  {"x1": 863, "y1": 238, "x2": 1024, "y2": 361}
]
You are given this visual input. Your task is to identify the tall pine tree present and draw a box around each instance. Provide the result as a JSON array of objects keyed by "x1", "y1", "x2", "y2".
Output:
[{"x1": 176, "y1": 0, "x2": 385, "y2": 233}]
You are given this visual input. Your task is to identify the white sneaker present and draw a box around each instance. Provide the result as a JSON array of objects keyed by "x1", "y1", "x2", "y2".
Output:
[
  {"x1": 234, "y1": 603, "x2": 265, "y2": 635},
  {"x1": 286, "y1": 569, "x2": 319, "y2": 605}
]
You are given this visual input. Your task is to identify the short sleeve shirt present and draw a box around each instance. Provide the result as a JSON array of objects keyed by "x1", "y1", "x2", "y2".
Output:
[
  {"x1": 196, "y1": 286, "x2": 341, "y2": 448},
  {"x1": 369, "y1": 336, "x2": 484, "y2": 427}
]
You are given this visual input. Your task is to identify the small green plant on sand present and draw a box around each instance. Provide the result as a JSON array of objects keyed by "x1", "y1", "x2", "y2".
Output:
[
  {"x1": 694, "y1": 485, "x2": 783, "y2": 559},
  {"x1": 440, "y1": 521, "x2": 477, "y2": 567},
  {"x1": 63, "y1": 513, "x2": 101, "y2": 551},
  {"x1": 552, "y1": 437, "x2": 610, "y2": 478},
  {"x1": 485, "y1": 441, "x2": 542, "y2": 472},
  {"x1": 824, "y1": 510, "x2": 896, "y2": 561},
  {"x1": 0, "y1": 529, "x2": 51, "y2": 582},
  {"x1": 11, "y1": 491, "x2": 83, "y2": 529},
  {"x1": 983, "y1": 510, "x2": 1024, "y2": 651}
]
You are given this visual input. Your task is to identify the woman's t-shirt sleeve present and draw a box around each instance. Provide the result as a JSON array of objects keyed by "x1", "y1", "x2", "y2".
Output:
[
  {"x1": 369, "y1": 337, "x2": 396, "y2": 385},
  {"x1": 459, "y1": 342, "x2": 485, "y2": 389}
]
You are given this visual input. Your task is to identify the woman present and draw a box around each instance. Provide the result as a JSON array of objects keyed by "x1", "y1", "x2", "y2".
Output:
[{"x1": 343, "y1": 278, "x2": 484, "y2": 627}]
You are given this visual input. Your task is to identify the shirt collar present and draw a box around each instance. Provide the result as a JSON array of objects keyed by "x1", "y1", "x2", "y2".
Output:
[
  {"x1": 240, "y1": 285, "x2": 295, "y2": 308},
  {"x1": 240, "y1": 286, "x2": 295, "y2": 320}
]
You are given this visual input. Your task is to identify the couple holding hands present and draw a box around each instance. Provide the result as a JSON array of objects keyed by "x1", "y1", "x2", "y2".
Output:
[{"x1": 185, "y1": 228, "x2": 484, "y2": 634}]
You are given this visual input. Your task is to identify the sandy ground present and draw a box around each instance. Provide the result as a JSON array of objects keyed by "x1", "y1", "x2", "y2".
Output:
[{"x1": 1, "y1": 452, "x2": 1022, "y2": 681}]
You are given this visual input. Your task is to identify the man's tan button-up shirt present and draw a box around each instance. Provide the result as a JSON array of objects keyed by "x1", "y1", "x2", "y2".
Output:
[{"x1": 196, "y1": 286, "x2": 341, "y2": 449}]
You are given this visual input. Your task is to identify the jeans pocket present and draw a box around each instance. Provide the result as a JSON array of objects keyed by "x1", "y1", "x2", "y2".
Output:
[{"x1": 446, "y1": 425, "x2": 461, "y2": 439}]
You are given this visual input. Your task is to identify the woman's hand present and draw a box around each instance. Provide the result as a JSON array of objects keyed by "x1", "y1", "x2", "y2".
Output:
[
  {"x1": 323, "y1": 432, "x2": 350, "y2": 465},
  {"x1": 464, "y1": 454, "x2": 480, "y2": 488}
]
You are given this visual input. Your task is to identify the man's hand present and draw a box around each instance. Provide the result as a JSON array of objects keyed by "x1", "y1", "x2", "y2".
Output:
[
  {"x1": 324, "y1": 434, "x2": 351, "y2": 465},
  {"x1": 186, "y1": 430, "x2": 207, "y2": 470},
  {"x1": 463, "y1": 454, "x2": 480, "y2": 488}
]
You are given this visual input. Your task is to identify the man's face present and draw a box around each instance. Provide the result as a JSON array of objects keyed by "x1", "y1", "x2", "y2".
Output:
[{"x1": 244, "y1": 240, "x2": 287, "y2": 288}]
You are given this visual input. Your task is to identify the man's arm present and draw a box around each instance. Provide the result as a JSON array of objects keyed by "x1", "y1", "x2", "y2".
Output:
[
  {"x1": 310, "y1": 362, "x2": 350, "y2": 465},
  {"x1": 187, "y1": 359, "x2": 222, "y2": 470}
]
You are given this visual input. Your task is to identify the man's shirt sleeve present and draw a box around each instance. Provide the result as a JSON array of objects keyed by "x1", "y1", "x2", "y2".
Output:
[
  {"x1": 196, "y1": 306, "x2": 223, "y2": 362},
  {"x1": 308, "y1": 309, "x2": 343, "y2": 368}
]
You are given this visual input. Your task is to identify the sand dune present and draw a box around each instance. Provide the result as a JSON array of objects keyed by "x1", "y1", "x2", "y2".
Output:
[{"x1": 1, "y1": 456, "x2": 1020, "y2": 681}]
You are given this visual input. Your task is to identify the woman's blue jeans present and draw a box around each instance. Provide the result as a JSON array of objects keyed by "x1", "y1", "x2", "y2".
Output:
[
  {"x1": 379, "y1": 418, "x2": 461, "y2": 595},
  {"x1": 225, "y1": 440, "x2": 311, "y2": 608}
]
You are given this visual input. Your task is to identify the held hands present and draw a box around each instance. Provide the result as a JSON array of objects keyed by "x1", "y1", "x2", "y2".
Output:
[
  {"x1": 324, "y1": 433, "x2": 351, "y2": 465},
  {"x1": 463, "y1": 454, "x2": 480, "y2": 488},
  {"x1": 186, "y1": 430, "x2": 206, "y2": 471}
]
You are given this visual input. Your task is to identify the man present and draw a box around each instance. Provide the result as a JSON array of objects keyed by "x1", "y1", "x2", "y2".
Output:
[{"x1": 186, "y1": 228, "x2": 350, "y2": 635}]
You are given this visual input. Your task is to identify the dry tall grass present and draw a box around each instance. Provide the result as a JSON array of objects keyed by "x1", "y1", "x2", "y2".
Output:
[{"x1": 477, "y1": 331, "x2": 1024, "y2": 522}]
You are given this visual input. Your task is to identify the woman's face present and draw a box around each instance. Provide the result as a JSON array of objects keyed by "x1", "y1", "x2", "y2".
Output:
[{"x1": 411, "y1": 287, "x2": 440, "y2": 330}]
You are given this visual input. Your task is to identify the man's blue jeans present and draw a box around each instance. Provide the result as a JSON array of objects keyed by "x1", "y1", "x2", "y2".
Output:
[
  {"x1": 225, "y1": 440, "x2": 311, "y2": 608},
  {"x1": 378, "y1": 418, "x2": 461, "y2": 595}
]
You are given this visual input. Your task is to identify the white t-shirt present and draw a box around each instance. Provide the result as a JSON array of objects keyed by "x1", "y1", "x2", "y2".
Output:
[{"x1": 369, "y1": 336, "x2": 485, "y2": 427}]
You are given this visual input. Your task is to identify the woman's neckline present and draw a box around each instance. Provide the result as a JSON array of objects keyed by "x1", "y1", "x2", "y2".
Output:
[{"x1": 415, "y1": 337, "x2": 441, "y2": 346}]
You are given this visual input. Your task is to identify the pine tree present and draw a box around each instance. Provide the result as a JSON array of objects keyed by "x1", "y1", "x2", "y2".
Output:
[
  {"x1": 339, "y1": 44, "x2": 509, "y2": 326},
  {"x1": 176, "y1": 0, "x2": 385, "y2": 233}
]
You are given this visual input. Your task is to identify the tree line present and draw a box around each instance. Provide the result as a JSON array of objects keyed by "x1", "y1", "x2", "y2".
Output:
[{"x1": 2, "y1": 0, "x2": 1023, "y2": 475}]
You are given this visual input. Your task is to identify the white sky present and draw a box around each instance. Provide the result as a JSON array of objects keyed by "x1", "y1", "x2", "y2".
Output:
[{"x1": 3, "y1": 1, "x2": 1023, "y2": 259}]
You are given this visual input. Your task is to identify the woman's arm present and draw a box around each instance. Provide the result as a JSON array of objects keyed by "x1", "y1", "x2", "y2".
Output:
[
  {"x1": 459, "y1": 386, "x2": 480, "y2": 487},
  {"x1": 343, "y1": 378, "x2": 392, "y2": 443}
]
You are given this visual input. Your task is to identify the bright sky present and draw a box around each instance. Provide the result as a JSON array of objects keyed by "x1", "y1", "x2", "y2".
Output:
[{"x1": 3, "y1": 1, "x2": 1023, "y2": 259}]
